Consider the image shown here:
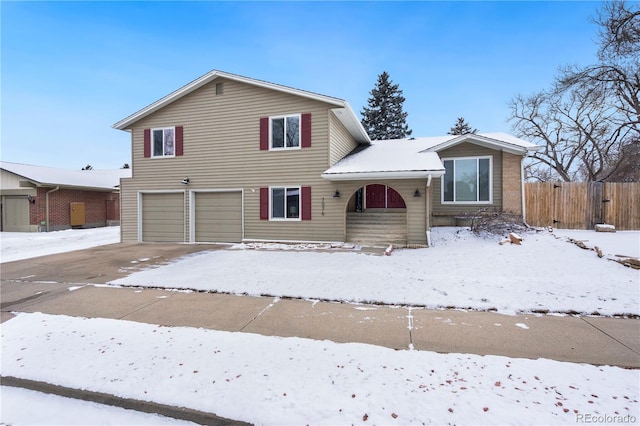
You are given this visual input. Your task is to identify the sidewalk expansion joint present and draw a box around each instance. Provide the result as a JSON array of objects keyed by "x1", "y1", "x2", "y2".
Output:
[
  {"x1": 580, "y1": 317, "x2": 640, "y2": 356},
  {"x1": 239, "y1": 297, "x2": 280, "y2": 331},
  {"x1": 118, "y1": 292, "x2": 177, "y2": 321},
  {"x1": 407, "y1": 307, "x2": 414, "y2": 350},
  {"x1": 1, "y1": 375, "x2": 248, "y2": 426}
]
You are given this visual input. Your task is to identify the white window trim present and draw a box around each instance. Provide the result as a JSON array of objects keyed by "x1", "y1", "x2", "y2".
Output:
[
  {"x1": 269, "y1": 185, "x2": 302, "y2": 221},
  {"x1": 441, "y1": 156, "x2": 493, "y2": 204},
  {"x1": 269, "y1": 114, "x2": 302, "y2": 151},
  {"x1": 151, "y1": 127, "x2": 176, "y2": 158}
]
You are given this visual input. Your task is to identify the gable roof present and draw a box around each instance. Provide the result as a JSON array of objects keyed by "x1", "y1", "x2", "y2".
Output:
[
  {"x1": 423, "y1": 132, "x2": 541, "y2": 155},
  {"x1": 0, "y1": 161, "x2": 130, "y2": 191},
  {"x1": 321, "y1": 133, "x2": 540, "y2": 181},
  {"x1": 112, "y1": 69, "x2": 371, "y2": 144}
]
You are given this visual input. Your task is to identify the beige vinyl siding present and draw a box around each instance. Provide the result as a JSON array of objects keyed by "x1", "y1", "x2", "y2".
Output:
[
  {"x1": 121, "y1": 77, "x2": 360, "y2": 243},
  {"x1": 431, "y1": 143, "x2": 503, "y2": 221},
  {"x1": 329, "y1": 112, "x2": 359, "y2": 166},
  {"x1": 329, "y1": 179, "x2": 429, "y2": 246}
]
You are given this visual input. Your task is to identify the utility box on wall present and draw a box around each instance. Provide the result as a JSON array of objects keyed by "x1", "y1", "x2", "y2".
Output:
[{"x1": 70, "y1": 202, "x2": 86, "y2": 227}]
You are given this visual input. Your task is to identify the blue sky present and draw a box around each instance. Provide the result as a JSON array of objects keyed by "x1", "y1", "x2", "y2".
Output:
[{"x1": 2, "y1": 1, "x2": 601, "y2": 169}]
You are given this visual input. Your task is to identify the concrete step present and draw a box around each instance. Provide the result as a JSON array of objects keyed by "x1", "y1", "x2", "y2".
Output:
[{"x1": 346, "y1": 210, "x2": 408, "y2": 247}]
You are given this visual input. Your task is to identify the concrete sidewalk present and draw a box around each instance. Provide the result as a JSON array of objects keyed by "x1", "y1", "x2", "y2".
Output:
[{"x1": 2, "y1": 279, "x2": 639, "y2": 368}]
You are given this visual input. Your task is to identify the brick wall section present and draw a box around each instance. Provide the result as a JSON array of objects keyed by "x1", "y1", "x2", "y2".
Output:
[
  {"x1": 501, "y1": 153, "x2": 523, "y2": 214},
  {"x1": 30, "y1": 187, "x2": 120, "y2": 229}
]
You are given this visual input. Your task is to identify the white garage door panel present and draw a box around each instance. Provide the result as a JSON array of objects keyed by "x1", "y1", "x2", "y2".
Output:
[
  {"x1": 142, "y1": 193, "x2": 185, "y2": 242},
  {"x1": 194, "y1": 192, "x2": 242, "y2": 243}
]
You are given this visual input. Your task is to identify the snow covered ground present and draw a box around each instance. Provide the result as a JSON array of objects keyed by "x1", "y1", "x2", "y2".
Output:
[
  {"x1": 0, "y1": 226, "x2": 120, "y2": 263},
  {"x1": 1, "y1": 226, "x2": 638, "y2": 424},
  {"x1": 0, "y1": 386, "x2": 196, "y2": 425},
  {"x1": 2, "y1": 312, "x2": 638, "y2": 425},
  {"x1": 110, "y1": 228, "x2": 640, "y2": 316}
]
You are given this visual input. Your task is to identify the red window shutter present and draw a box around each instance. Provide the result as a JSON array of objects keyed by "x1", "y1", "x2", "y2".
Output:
[
  {"x1": 260, "y1": 117, "x2": 269, "y2": 150},
  {"x1": 260, "y1": 187, "x2": 269, "y2": 220},
  {"x1": 143, "y1": 129, "x2": 151, "y2": 158},
  {"x1": 301, "y1": 113, "x2": 311, "y2": 148},
  {"x1": 175, "y1": 126, "x2": 184, "y2": 156},
  {"x1": 301, "y1": 186, "x2": 311, "y2": 220}
]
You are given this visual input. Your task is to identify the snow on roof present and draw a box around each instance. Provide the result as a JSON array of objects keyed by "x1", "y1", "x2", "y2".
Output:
[
  {"x1": 1, "y1": 162, "x2": 131, "y2": 190},
  {"x1": 322, "y1": 133, "x2": 540, "y2": 180},
  {"x1": 421, "y1": 132, "x2": 540, "y2": 154},
  {"x1": 322, "y1": 138, "x2": 447, "y2": 180}
]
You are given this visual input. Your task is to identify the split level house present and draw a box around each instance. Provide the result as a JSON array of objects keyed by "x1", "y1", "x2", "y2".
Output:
[{"x1": 113, "y1": 70, "x2": 539, "y2": 247}]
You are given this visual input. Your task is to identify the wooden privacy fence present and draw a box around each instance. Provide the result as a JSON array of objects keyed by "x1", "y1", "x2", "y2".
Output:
[{"x1": 525, "y1": 182, "x2": 640, "y2": 230}]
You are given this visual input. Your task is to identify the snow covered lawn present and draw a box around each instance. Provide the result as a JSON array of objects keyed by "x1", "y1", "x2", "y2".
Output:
[
  {"x1": 0, "y1": 386, "x2": 195, "y2": 425},
  {"x1": 2, "y1": 312, "x2": 638, "y2": 425},
  {"x1": 110, "y1": 228, "x2": 640, "y2": 317},
  {"x1": 0, "y1": 226, "x2": 120, "y2": 263}
]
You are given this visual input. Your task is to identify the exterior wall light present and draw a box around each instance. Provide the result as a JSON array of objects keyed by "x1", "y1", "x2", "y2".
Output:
[
  {"x1": 414, "y1": 189, "x2": 421, "y2": 197},
  {"x1": 333, "y1": 190, "x2": 340, "y2": 198},
  {"x1": 181, "y1": 178, "x2": 190, "y2": 185}
]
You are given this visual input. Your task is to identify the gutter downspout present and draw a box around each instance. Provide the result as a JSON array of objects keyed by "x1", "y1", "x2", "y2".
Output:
[
  {"x1": 521, "y1": 155, "x2": 528, "y2": 226},
  {"x1": 425, "y1": 174, "x2": 432, "y2": 247},
  {"x1": 45, "y1": 186, "x2": 60, "y2": 232}
]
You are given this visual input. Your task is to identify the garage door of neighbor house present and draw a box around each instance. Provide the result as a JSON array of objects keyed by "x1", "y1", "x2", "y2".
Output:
[
  {"x1": 141, "y1": 192, "x2": 185, "y2": 242},
  {"x1": 194, "y1": 191, "x2": 242, "y2": 243},
  {"x1": 2, "y1": 196, "x2": 30, "y2": 232}
]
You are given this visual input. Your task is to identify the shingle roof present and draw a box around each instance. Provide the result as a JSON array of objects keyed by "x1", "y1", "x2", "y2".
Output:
[
  {"x1": 322, "y1": 133, "x2": 540, "y2": 180},
  {"x1": 1, "y1": 161, "x2": 130, "y2": 190}
]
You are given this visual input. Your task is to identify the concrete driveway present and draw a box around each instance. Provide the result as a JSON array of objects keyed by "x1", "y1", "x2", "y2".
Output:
[
  {"x1": 1, "y1": 242, "x2": 639, "y2": 368},
  {"x1": 0, "y1": 242, "x2": 222, "y2": 285}
]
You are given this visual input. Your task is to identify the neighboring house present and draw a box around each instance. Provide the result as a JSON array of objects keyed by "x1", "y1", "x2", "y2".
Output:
[
  {"x1": 113, "y1": 70, "x2": 539, "y2": 247},
  {"x1": 0, "y1": 162, "x2": 130, "y2": 232}
]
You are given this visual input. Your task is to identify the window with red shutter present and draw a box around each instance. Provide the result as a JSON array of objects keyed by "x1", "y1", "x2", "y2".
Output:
[
  {"x1": 301, "y1": 186, "x2": 311, "y2": 220},
  {"x1": 301, "y1": 113, "x2": 311, "y2": 148},
  {"x1": 261, "y1": 113, "x2": 311, "y2": 150},
  {"x1": 260, "y1": 118, "x2": 269, "y2": 151},
  {"x1": 143, "y1": 129, "x2": 151, "y2": 158},
  {"x1": 175, "y1": 126, "x2": 183, "y2": 156},
  {"x1": 260, "y1": 187, "x2": 269, "y2": 220}
]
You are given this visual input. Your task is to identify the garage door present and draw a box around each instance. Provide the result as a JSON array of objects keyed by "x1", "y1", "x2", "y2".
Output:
[
  {"x1": 194, "y1": 191, "x2": 242, "y2": 243},
  {"x1": 2, "y1": 196, "x2": 30, "y2": 232},
  {"x1": 141, "y1": 193, "x2": 185, "y2": 242}
]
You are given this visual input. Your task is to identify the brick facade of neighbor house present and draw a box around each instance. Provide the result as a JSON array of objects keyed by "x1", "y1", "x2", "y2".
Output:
[
  {"x1": 30, "y1": 187, "x2": 120, "y2": 231},
  {"x1": 501, "y1": 152, "x2": 524, "y2": 214}
]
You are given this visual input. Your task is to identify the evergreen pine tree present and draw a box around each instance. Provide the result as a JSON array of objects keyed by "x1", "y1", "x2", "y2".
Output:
[
  {"x1": 448, "y1": 117, "x2": 478, "y2": 135},
  {"x1": 360, "y1": 71, "x2": 412, "y2": 140}
]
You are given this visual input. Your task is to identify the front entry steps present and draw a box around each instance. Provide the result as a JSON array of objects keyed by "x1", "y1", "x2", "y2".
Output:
[{"x1": 346, "y1": 209, "x2": 407, "y2": 247}]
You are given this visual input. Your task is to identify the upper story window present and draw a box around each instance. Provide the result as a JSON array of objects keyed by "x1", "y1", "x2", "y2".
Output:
[
  {"x1": 152, "y1": 127, "x2": 175, "y2": 157},
  {"x1": 143, "y1": 126, "x2": 183, "y2": 158},
  {"x1": 271, "y1": 115, "x2": 300, "y2": 149},
  {"x1": 442, "y1": 156, "x2": 492, "y2": 203},
  {"x1": 259, "y1": 113, "x2": 310, "y2": 151}
]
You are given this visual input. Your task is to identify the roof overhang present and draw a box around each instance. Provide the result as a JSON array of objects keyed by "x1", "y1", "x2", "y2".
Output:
[
  {"x1": 113, "y1": 70, "x2": 370, "y2": 146},
  {"x1": 322, "y1": 170, "x2": 445, "y2": 181},
  {"x1": 330, "y1": 107, "x2": 370, "y2": 145},
  {"x1": 425, "y1": 134, "x2": 540, "y2": 156}
]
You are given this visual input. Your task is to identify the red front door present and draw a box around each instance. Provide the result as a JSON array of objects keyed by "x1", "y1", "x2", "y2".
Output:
[
  {"x1": 366, "y1": 184, "x2": 386, "y2": 208},
  {"x1": 365, "y1": 185, "x2": 406, "y2": 208}
]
